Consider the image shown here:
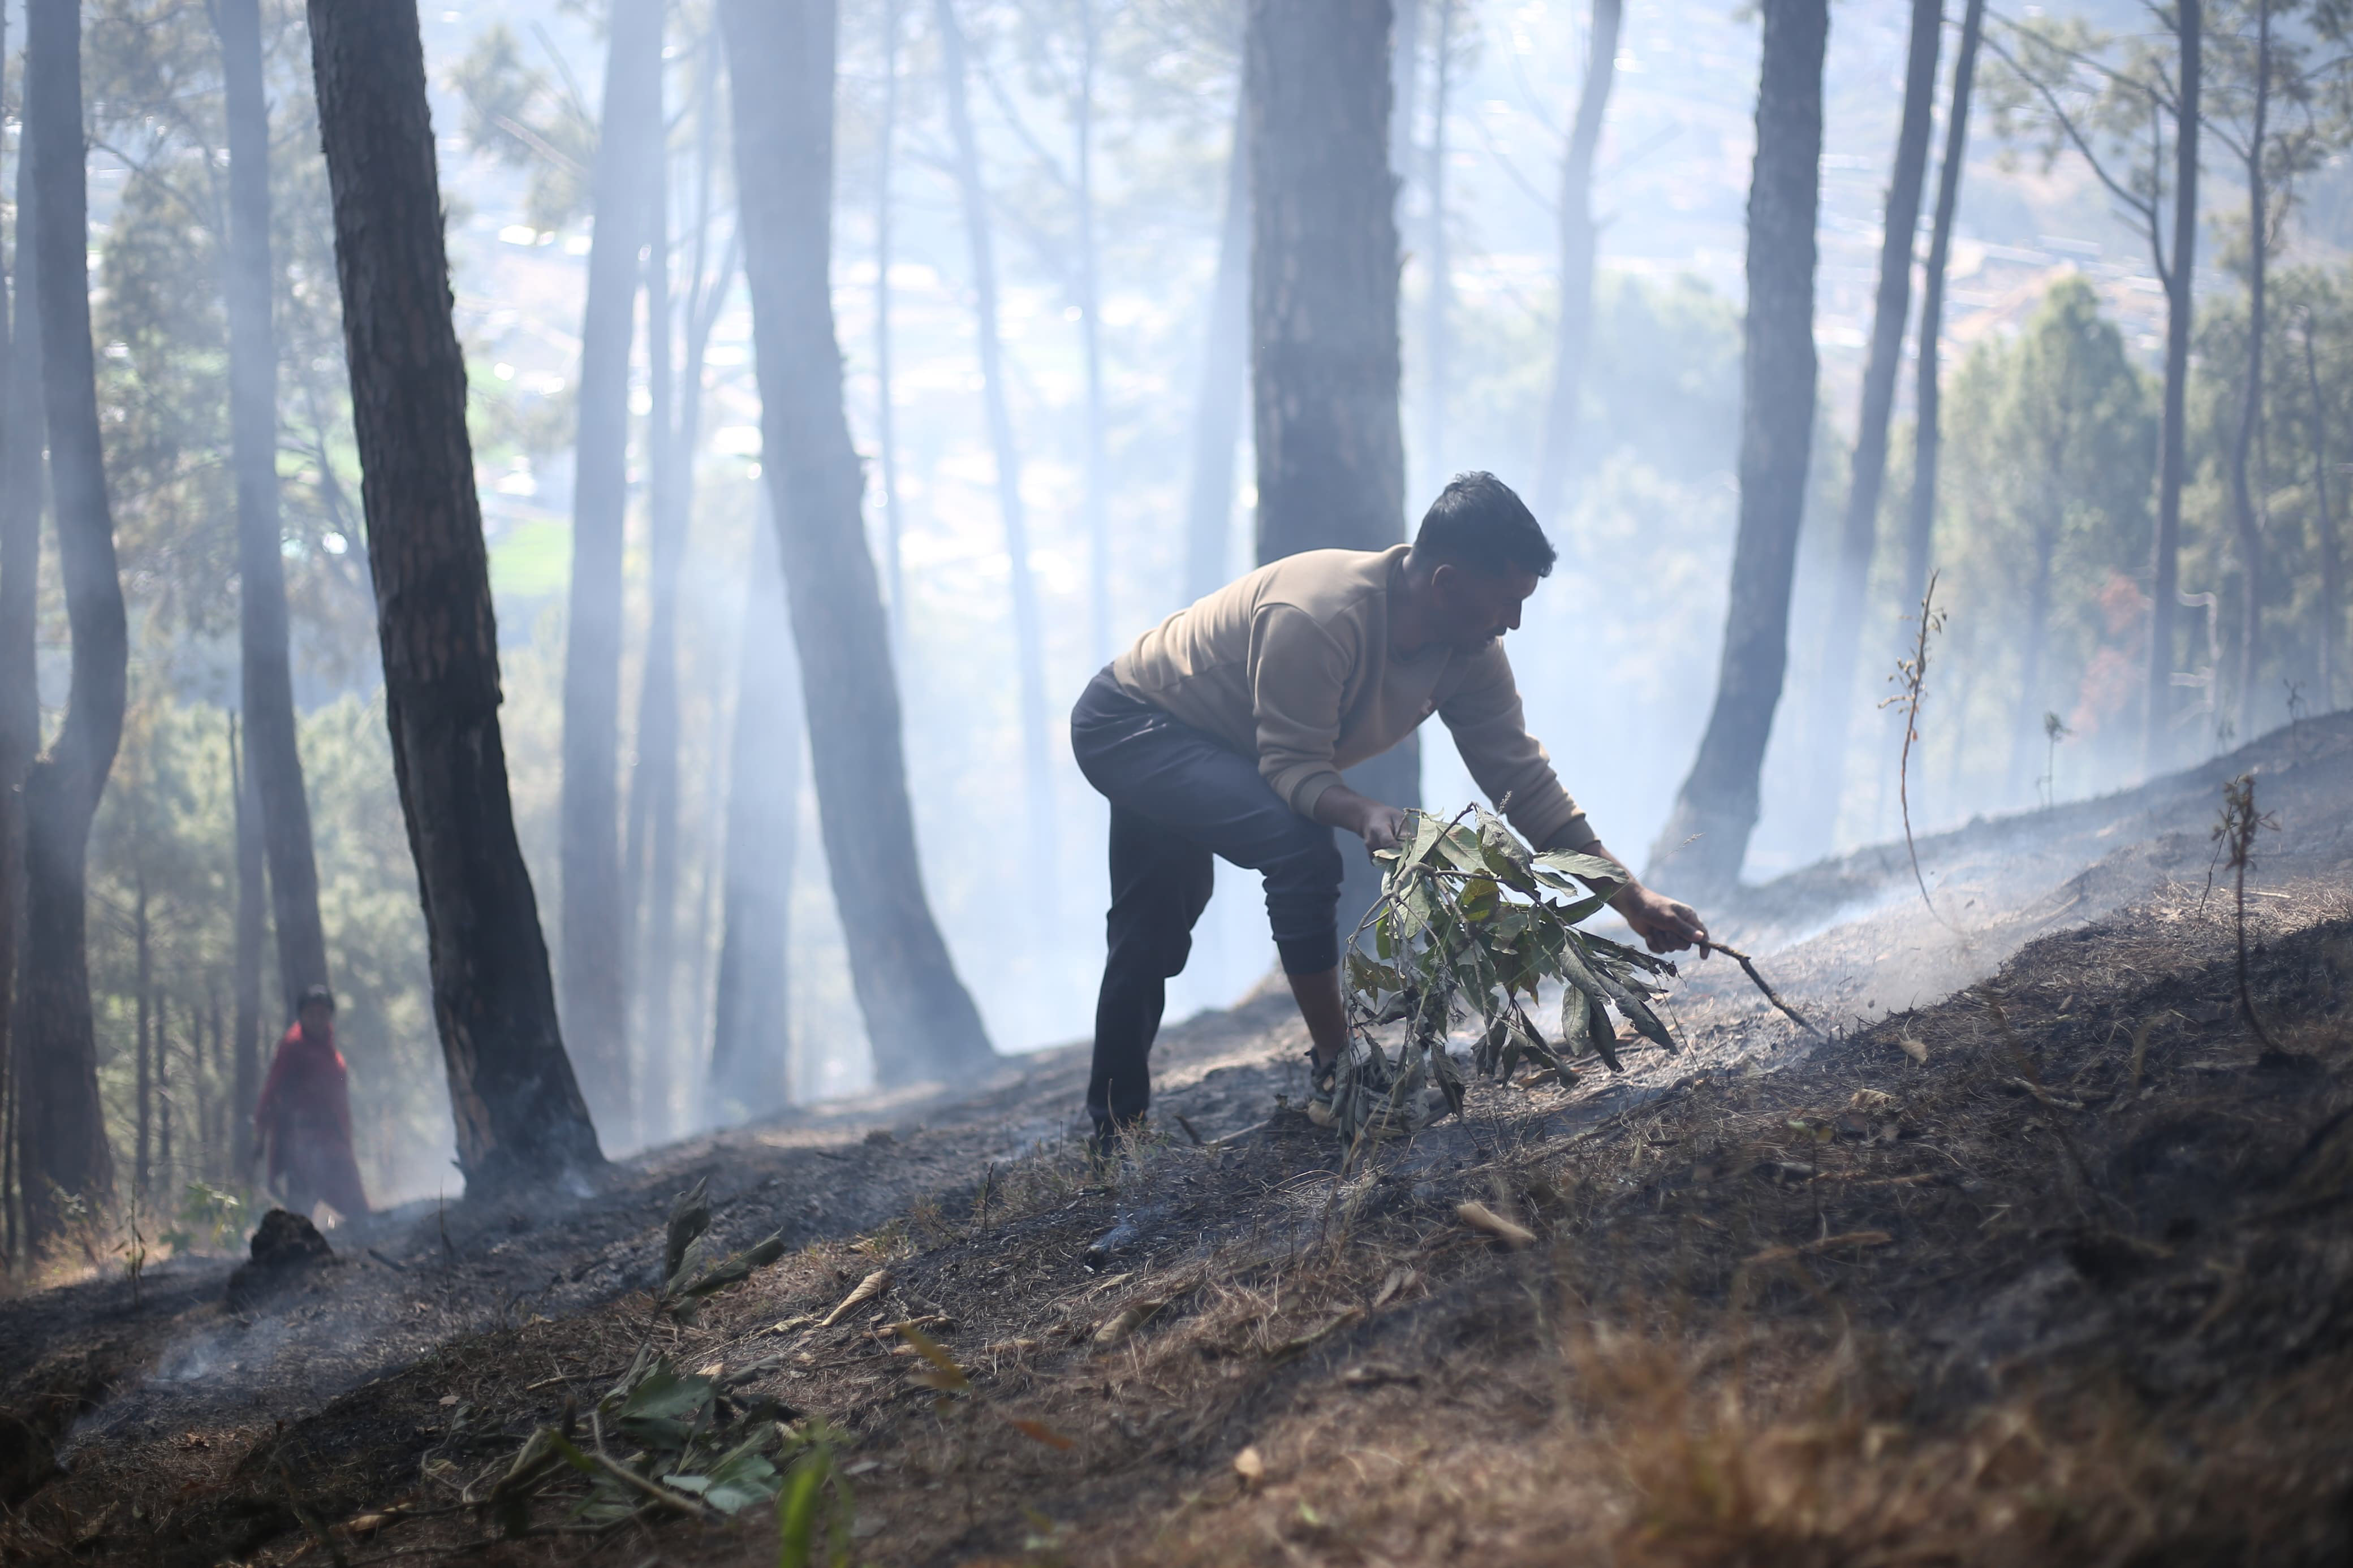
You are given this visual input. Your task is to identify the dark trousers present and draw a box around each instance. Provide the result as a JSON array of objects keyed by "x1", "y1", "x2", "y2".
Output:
[{"x1": 1071, "y1": 668, "x2": 1344, "y2": 1134}]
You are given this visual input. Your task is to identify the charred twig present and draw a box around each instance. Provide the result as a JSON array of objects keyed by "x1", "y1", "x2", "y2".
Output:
[
  {"x1": 1880, "y1": 572, "x2": 1950, "y2": 925},
  {"x1": 2214, "y1": 774, "x2": 2286, "y2": 1061},
  {"x1": 1697, "y1": 940, "x2": 1825, "y2": 1039}
]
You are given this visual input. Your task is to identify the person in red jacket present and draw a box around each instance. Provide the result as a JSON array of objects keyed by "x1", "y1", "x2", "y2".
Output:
[{"x1": 253, "y1": 985, "x2": 371, "y2": 1223}]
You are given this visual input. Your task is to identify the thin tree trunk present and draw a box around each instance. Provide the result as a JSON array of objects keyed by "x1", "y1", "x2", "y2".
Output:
[
  {"x1": 1531, "y1": 0, "x2": 1623, "y2": 526},
  {"x1": 1183, "y1": 89, "x2": 1250, "y2": 604},
  {"x1": 2145, "y1": 0, "x2": 2201, "y2": 770},
  {"x1": 876, "y1": 0, "x2": 907, "y2": 648},
  {"x1": 1647, "y1": 0, "x2": 1828, "y2": 892},
  {"x1": 16, "y1": 0, "x2": 130, "y2": 1247},
  {"x1": 933, "y1": 0, "x2": 1054, "y2": 898},
  {"x1": 2305, "y1": 310, "x2": 2341, "y2": 710},
  {"x1": 156, "y1": 992, "x2": 171, "y2": 1188},
  {"x1": 1078, "y1": 0, "x2": 1111, "y2": 666},
  {"x1": 559, "y1": 0, "x2": 665, "y2": 1147},
  {"x1": 1417, "y1": 0, "x2": 1454, "y2": 495},
  {"x1": 1802, "y1": 0, "x2": 1938, "y2": 850},
  {"x1": 1247, "y1": 0, "x2": 1416, "y2": 941},
  {"x1": 307, "y1": 0, "x2": 604, "y2": 1193},
  {"x1": 708, "y1": 514, "x2": 798, "y2": 1120},
  {"x1": 0, "y1": 0, "x2": 38, "y2": 1269},
  {"x1": 136, "y1": 876, "x2": 153, "y2": 1202},
  {"x1": 2229, "y1": 0, "x2": 2270, "y2": 745},
  {"x1": 1901, "y1": 0, "x2": 1984, "y2": 654},
  {"x1": 217, "y1": 0, "x2": 329, "y2": 1026},
  {"x1": 719, "y1": 0, "x2": 997, "y2": 1083},
  {"x1": 627, "y1": 117, "x2": 680, "y2": 1146},
  {"x1": 230, "y1": 714, "x2": 265, "y2": 1174}
]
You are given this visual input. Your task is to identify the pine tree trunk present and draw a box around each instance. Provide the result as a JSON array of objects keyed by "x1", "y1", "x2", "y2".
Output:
[
  {"x1": 1531, "y1": 0, "x2": 1622, "y2": 526},
  {"x1": 876, "y1": 0, "x2": 907, "y2": 647},
  {"x1": 16, "y1": 0, "x2": 130, "y2": 1247},
  {"x1": 708, "y1": 516, "x2": 798, "y2": 1120},
  {"x1": 627, "y1": 116, "x2": 680, "y2": 1146},
  {"x1": 307, "y1": 0, "x2": 604, "y2": 1193},
  {"x1": 2229, "y1": 0, "x2": 2270, "y2": 746},
  {"x1": 2304, "y1": 313, "x2": 2342, "y2": 709},
  {"x1": 1802, "y1": 0, "x2": 1938, "y2": 849},
  {"x1": 218, "y1": 0, "x2": 330, "y2": 1024},
  {"x1": 1247, "y1": 0, "x2": 1417, "y2": 941},
  {"x1": 0, "y1": 0, "x2": 39, "y2": 1267},
  {"x1": 2146, "y1": 0, "x2": 2201, "y2": 769},
  {"x1": 559, "y1": 0, "x2": 665, "y2": 1147},
  {"x1": 1648, "y1": 0, "x2": 1828, "y2": 892},
  {"x1": 1078, "y1": 1, "x2": 1111, "y2": 666},
  {"x1": 1183, "y1": 89, "x2": 1250, "y2": 604},
  {"x1": 1901, "y1": 0, "x2": 1984, "y2": 679},
  {"x1": 719, "y1": 0, "x2": 997, "y2": 1083},
  {"x1": 933, "y1": 0, "x2": 1054, "y2": 898},
  {"x1": 136, "y1": 880, "x2": 153, "y2": 1203},
  {"x1": 1416, "y1": 0, "x2": 1454, "y2": 498},
  {"x1": 230, "y1": 715, "x2": 265, "y2": 1172}
]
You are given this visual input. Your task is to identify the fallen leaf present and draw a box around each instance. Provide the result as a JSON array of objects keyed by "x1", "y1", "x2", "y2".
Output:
[
  {"x1": 1093, "y1": 1297, "x2": 1168, "y2": 1347},
  {"x1": 1899, "y1": 1036, "x2": 1929, "y2": 1065},
  {"x1": 1456, "y1": 1202, "x2": 1537, "y2": 1249},
  {"x1": 1848, "y1": 1088, "x2": 1898, "y2": 1112},
  {"x1": 765, "y1": 1314, "x2": 816, "y2": 1336},
  {"x1": 1005, "y1": 1416, "x2": 1075, "y2": 1450},
  {"x1": 1371, "y1": 1267, "x2": 1415, "y2": 1308},
  {"x1": 437, "y1": 1394, "x2": 459, "y2": 1408},
  {"x1": 819, "y1": 1269, "x2": 891, "y2": 1328},
  {"x1": 1232, "y1": 1446, "x2": 1265, "y2": 1482},
  {"x1": 697, "y1": 1362, "x2": 724, "y2": 1379}
]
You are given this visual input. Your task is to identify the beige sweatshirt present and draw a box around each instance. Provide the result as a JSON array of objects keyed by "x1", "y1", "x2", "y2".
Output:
[{"x1": 1110, "y1": 545, "x2": 1597, "y2": 852}]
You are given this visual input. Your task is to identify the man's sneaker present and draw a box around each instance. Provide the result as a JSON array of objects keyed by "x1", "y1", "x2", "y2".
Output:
[
  {"x1": 1307, "y1": 1049, "x2": 1342, "y2": 1128},
  {"x1": 1307, "y1": 1043, "x2": 1417, "y2": 1140}
]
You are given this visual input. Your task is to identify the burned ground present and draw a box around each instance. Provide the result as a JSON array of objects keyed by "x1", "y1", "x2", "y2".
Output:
[{"x1": 5, "y1": 716, "x2": 2353, "y2": 1566}]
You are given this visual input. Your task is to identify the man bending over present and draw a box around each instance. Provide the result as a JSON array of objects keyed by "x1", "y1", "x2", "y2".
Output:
[{"x1": 1071, "y1": 472, "x2": 1707, "y2": 1146}]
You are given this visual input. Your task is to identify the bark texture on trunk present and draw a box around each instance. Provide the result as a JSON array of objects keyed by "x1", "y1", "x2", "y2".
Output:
[
  {"x1": 1183, "y1": 90, "x2": 1250, "y2": 604},
  {"x1": 1416, "y1": 0, "x2": 1455, "y2": 498},
  {"x1": 933, "y1": 0, "x2": 1053, "y2": 894},
  {"x1": 1247, "y1": 0, "x2": 1416, "y2": 939},
  {"x1": 876, "y1": 0, "x2": 906, "y2": 646},
  {"x1": 218, "y1": 0, "x2": 330, "y2": 1024},
  {"x1": 559, "y1": 0, "x2": 665, "y2": 1146},
  {"x1": 708, "y1": 516, "x2": 798, "y2": 1121},
  {"x1": 1531, "y1": 0, "x2": 1622, "y2": 526},
  {"x1": 1647, "y1": 0, "x2": 1827, "y2": 893},
  {"x1": 1078, "y1": 2, "x2": 1110, "y2": 666},
  {"x1": 1902, "y1": 0, "x2": 1985, "y2": 656},
  {"x1": 0, "y1": 5, "x2": 40, "y2": 1264},
  {"x1": 719, "y1": 0, "x2": 997, "y2": 1084},
  {"x1": 2146, "y1": 0, "x2": 2200, "y2": 768},
  {"x1": 230, "y1": 718, "x2": 265, "y2": 1165},
  {"x1": 629, "y1": 166, "x2": 680, "y2": 1143},
  {"x1": 16, "y1": 0, "x2": 130, "y2": 1245},
  {"x1": 1803, "y1": 0, "x2": 1938, "y2": 846},
  {"x1": 2305, "y1": 312, "x2": 2341, "y2": 709},
  {"x1": 2227, "y1": 0, "x2": 2270, "y2": 745},
  {"x1": 307, "y1": 0, "x2": 604, "y2": 1193}
]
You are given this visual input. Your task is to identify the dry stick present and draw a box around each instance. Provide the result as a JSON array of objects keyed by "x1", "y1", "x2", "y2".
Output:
[
  {"x1": 1697, "y1": 940, "x2": 1824, "y2": 1038},
  {"x1": 1880, "y1": 570, "x2": 1950, "y2": 925}
]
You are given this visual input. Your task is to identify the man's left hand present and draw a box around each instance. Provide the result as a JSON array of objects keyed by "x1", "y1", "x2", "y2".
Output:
[{"x1": 1610, "y1": 883, "x2": 1708, "y2": 954}]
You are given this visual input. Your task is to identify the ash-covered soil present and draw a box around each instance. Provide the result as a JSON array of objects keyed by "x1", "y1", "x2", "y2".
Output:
[{"x1": 4, "y1": 714, "x2": 2352, "y2": 1566}]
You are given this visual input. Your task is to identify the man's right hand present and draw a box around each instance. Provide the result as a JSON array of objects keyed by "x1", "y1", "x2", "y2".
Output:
[{"x1": 1312, "y1": 784, "x2": 1408, "y2": 856}]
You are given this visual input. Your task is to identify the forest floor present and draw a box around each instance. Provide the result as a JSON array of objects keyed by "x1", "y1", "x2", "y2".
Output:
[{"x1": 5, "y1": 712, "x2": 2353, "y2": 1566}]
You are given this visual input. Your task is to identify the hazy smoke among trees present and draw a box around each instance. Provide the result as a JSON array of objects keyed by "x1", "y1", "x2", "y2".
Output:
[{"x1": 0, "y1": 0, "x2": 2348, "y2": 1242}]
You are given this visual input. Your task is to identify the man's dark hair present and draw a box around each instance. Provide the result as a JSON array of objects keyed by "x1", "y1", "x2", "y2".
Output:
[
  {"x1": 1412, "y1": 472, "x2": 1556, "y2": 578},
  {"x1": 299, "y1": 984, "x2": 336, "y2": 1014}
]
